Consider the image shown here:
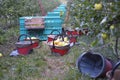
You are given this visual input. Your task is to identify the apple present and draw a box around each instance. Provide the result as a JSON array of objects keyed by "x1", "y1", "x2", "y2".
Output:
[
  {"x1": 64, "y1": 37, "x2": 68, "y2": 42},
  {"x1": 101, "y1": 33, "x2": 107, "y2": 39},
  {"x1": 94, "y1": 3, "x2": 102, "y2": 10},
  {"x1": 110, "y1": 25, "x2": 115, "y2": 29},
  {"x1": 0, "y1": 53, "x2": 3, "y2": 57}
]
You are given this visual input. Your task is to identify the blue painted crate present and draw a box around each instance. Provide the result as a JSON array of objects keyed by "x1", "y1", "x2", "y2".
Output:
[{"x1": 43, "y1": 29, "x2": 62, "y2": 35}]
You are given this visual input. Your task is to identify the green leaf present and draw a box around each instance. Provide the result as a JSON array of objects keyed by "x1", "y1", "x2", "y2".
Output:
[{"x1": 90, "y1": 40, "x2": 98, "y2": 47}]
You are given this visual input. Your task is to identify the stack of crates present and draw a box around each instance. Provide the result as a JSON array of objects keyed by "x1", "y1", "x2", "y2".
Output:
[
  {"x1": 19, "y1": 17, "x2": 28, "y2": 36},
  {"x1": 19, "y1": 16, "x2": 47, "y2": 40},
  {"x1": 47, "y1": 4, "x2": 67, "y2": 22},
  {"x1": 43, "y1": 16, "x2": 63, "y2": 35},
  {"x1": 19, "y1": 4, "x2": 66, "y2": 41}
]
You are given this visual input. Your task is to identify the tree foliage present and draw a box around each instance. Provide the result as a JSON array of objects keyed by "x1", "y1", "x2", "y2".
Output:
[
  {"x1": 69, "y1": 0, "x2": 120, "y2": 59},
  {"x1": 0, "y1": 0, "x2": 60, "y2": 28},
  {"x1": 69, "y1": 0, "x2": 120, "y2": 41}
]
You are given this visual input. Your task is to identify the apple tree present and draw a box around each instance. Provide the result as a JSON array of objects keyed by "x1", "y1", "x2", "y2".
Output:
[{"x1": 68, "y1": 0, "x2": 120, "y2": 59}]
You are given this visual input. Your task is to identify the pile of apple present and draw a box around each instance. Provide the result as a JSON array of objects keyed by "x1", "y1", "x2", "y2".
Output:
[{"x1": 49, "y1": 36, "x2": 70, "y2": 47}]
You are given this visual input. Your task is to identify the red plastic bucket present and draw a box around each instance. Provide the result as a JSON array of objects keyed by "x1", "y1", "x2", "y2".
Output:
[
  {"x1": 79, "y1": 30, "x2": 83, "y2": 36},
  {"x1": 50, "y1": 46, "x2": 70, "y2": 56},
  {"x1": 76, "y1": 51, "x2": 113, "y2": 78},
  {"x1": 26, "y1": 38, "x2": 40, "y2": 48},
  {"x1": 17, "y1": 44, "x2": 32, "y2": 55},
  {"x1": 15, "y1": 34, "x2": 33, "y2": 55},
  {"x1": 47, "y1": 30, "x2": 60, "y2": 42},
  {"x1": 48, "y1": 35, "x2": 70, "y2": 56},
  {"x1": 69, "y1": 36, "x2": 77, "y2": 44},
  {"x1": 106, "y1": 61, "x2": 120, "y2": 80},
  {"x1": 66, "y1": 30, "x2": 78, "y2": 36},
  {"x1": 32, "y1": 41, "x2": 39, "y2": 48},
  {"x1": 65, "y1": 30, "x2": 77, "y2": 44},
  {"x1": 48, "y1": 35, "x2": 56, "y2": 42}
]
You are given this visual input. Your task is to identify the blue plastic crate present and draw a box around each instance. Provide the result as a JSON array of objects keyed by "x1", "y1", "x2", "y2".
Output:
[
  {"x1": 54, "y1": 7, "x2": 66, "y2": 11},
  {"x1": 47, "y1": 12, "x2": 66, "y2": 20},
  {"x1": 47, "y1": 12, "x2": 60, "y2": 16},
  {"x1": 19, "y1": 25, "x2": 25, "y2": 28},
  {"x1": 59, "y1": 4, "x2": 66, "y2": 7},
  {"x1": 39, "y1": 34, "x2": 48, "y2": 41},
  {"x1": 43, "y1": 29, "x2": 62, "y2": 35},
  {"x1": 53, "y1": 9, "x2": 66, "y2": 13},
  {"x1": 27, "y1": 31, "x2": 47, "y2": 41},
  {"x1": 28, "y1": 30, "x2": 43, "y2": 36},
  {"x1": 57, "y1": 6, "x2": 66, "y2": 8},
  {"x1": 19, "y1": 17, "x2": 25, "y2": 24},
  {"x1": 56, "y1": 7, "x2": 66, "y2": 10},
  {"x1": 20, "y1": 30, "x2": 28, "y2": 35},
  {"x1": 44, "y1": 16, "x2": 62, "y2": 21},
  {"x1": 45, "y1": 26, "x2": 62, "y2": 29},
  {"x1": 45, "y1": 20, "x2": 62, "y2": 29},
  {"x1": 20, "y1": 28, "x2": 27, "y2": 31}
]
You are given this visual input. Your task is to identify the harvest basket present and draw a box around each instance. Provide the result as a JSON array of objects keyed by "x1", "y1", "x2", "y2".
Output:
[
  {"x1": 66, "y1": 29, "x2": 79, "y2": 37},
  {"x1": 106, "y1": 61, "x2": 120, "y2": 80},
  {"x1": 76, "y1": 51, "x2": 113, "y2": 78},
  {"x1": 15, "y1": 34, "x2": 33, "y2": 55},
  {"x1": 65, "y1": 30, "x2": 78, "y2": 44},
  {"x1": 26, "y1": 37, "x2": 40, "y2": 48},
  {"x1": 48, "y1": 34, "x2": 70, "y2": 56},
  {"x1": 47, "y1": 30, "x2": 61, "y2": 42}
]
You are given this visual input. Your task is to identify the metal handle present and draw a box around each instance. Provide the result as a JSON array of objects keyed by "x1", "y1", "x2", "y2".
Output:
[
  {"x1": 110, "y1": 61, "x2": 120, "y2": 79},
  {"x1": 18, "y1": 34, "x2": 32, "y2": 45},
  {"x1": 50, "y1": 30, "x2": 60, "y2": 35}
]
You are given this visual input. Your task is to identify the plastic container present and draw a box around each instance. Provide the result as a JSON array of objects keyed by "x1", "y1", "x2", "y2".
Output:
[
  {"x1": 43, "y1": 29, "x2": 62, "y2": 35},
  {"x1": 76, "y1": 51, "x2": 113, "y2": 78},
  {"x1": 15, "y1": 34, "x2": 33, "y2": 55},
  {"x1": 48, "y1": 35, "x2": 70, "y2": 56},
  {"x1": 106, "y1": 61, "x2": 120, "y2": 80},
  {"x1": 65, "y1": 30, "x2": 78, "y2": 44},
  {"x1": 26, "y1": 37, "x2": 40, "y2": 48},
  {"x1": 45, "y1": 20, "x2": 62, "y2": 29},
  {"x1": 47, "y1": 12, "x2": 60, "y2": 16},
  {"x1": 20, "y1": 30, "x2": 28, "y2": 36},
  {"x1": 47, "y1": 30, "x2": 61, "y2": 42}
]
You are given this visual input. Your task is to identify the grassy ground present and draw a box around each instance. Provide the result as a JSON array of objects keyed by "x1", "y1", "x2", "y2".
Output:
[{"x1": 0, "y1": 31, "x2": 117, "y2": 80}]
